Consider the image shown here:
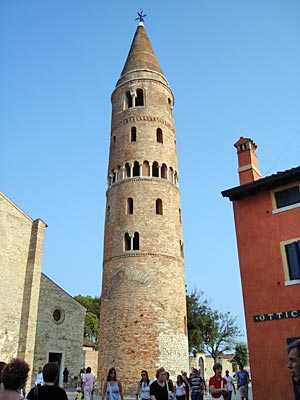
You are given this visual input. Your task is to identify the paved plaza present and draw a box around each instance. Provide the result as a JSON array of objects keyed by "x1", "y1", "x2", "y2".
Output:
[{"x1": 66, "y1": 386, "x2": 253, "y2": 400}]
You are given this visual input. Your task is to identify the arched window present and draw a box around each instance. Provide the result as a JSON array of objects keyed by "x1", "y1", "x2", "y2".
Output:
[
  {"x1": 143, "y1": 160, "x2": 150, "y2": 176},
  {"x1": 174, "y1": 171, "x2": 178, "y2": 185},
  {"x1": 152, "y1": 161, "x2": 159, "y2": 177},
  {"x1": 161, "y1": 164, "x2": 167, "y2": 179},
  {"x1": 131, "y1": 127, "x2": 137, "y2": 142},
  {"x1": 125, "y1": 163, "x2": 131, "y2": 178},
  {"x1": 180, "y1": 240, "x2": 184, "y2": 257},
  {"x1": 126, "y1": 91, "x2": 133, "y2": 108},
  {"x1": 169, "y1": 167, "x2": 174, "y2": 182},
  {"x1": 106, "y1": 206, "x2": 110, "y2": 221},
  {"x1": 136, "y1": 89, "x2": 144, "y2": 106},
  {"x1": 133, "y1": 161, "x2": 140, "y2": 177},
  {"x1": 179, "y1": 208, "x2": 182, "y2": 223},
  {"x1": 127, "y1": 198, "x2": 133, "y2": 214},
  {"x1": 156, "y1": 128, "x2": 163, "y2": 143},
  {"x1": 113, "y1": 136, "x2": 116, "y2": 145},
  {"x1": 125, "y1": 233, "x2": 131, "y2": 251},
  {"x1": 112, "y1": 170, "x2": 117, "y2": 183},
  {"x1": 133, "y1": 232, "x2": 140, "y2": 250},
  {"x1": 156, "y1": 199, "x2": 163, "y2": 215}
]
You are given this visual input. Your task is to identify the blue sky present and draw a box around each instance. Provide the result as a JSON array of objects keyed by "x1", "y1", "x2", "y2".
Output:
[{"x1": 1, "y1": 1, "x2": 300, "y2": 341}]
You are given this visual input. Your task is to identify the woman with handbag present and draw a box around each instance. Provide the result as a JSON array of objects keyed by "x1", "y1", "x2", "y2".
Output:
[
  {"x1": 27, "y1": 362, "x2": 68, "y2": 400},
  {"x1": 150, "y1": 367, "x2": 169, "y2": 400},
  {"x1": 102, "y1": 368, "x2": 124, "y2": 400}
]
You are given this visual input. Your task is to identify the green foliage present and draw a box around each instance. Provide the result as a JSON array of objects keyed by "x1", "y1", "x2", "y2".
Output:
[
  {"x1": 233, "y1": 342, "x2": 249, "y2": 367},
  {"x1": 85, "y1": 311, "x2": 99, "y2": 343},
  {"x1": 74, "y1": 295, "x2": 101, "y2": 319},
  {"x1": 74, "y1": 295, "x2": 101, "y2": 344},
  {"x1": 186, "y1": 289, "x2": 209, "y2": 353},
  {"x1": 186, "y1": 289, "x2": 242, "y2": 361}
]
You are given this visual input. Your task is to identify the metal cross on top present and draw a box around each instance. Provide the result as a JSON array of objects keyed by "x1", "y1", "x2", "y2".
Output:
[{"x1": 135, "y1": 9, "x2": 146, "y2": 23}]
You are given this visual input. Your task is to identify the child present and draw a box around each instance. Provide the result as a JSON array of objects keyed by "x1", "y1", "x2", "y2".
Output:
[{"x1": 75, "y1": 387, "x2": 83, "y2": 399}]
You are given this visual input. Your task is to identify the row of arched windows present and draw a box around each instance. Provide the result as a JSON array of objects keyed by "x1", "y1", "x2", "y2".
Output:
[
  {"x1": 108, "y1": 161, "x2": 178, "y2": 187},
  {"x1": 129, "y1": 127, "x2": 163, "y2": 143}
]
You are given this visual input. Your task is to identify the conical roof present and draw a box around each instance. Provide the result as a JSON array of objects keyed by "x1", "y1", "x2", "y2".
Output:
[{"x1": 120, "y1": 23, "x2": 163, "y2": 77}]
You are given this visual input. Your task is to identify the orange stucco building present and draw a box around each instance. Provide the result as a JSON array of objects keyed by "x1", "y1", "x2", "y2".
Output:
[{"x1": 222, "y1": 137, "x2": 300, "y2": 400}]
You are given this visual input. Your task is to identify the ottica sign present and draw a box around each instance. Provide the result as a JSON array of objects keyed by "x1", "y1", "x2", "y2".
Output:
[{"x1": 253, "y1": 310, "x2": 300, "y2": 322}]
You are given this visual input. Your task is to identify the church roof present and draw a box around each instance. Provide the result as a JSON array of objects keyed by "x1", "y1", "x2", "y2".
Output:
[{"x1": 120, "y1": 22, "x2": 163, "y2": 78}]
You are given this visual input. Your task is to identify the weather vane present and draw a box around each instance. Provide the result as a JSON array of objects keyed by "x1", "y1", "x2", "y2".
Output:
[{"x1": 135, "y1": 9, "x2": 146, "y2": 23}]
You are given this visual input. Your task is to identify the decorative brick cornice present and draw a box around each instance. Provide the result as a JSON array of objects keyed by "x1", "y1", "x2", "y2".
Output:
[
  {"x1": 106, "y1": 177, "x2": 180, "y2": 192},
  {"x1": 103, "y1": 252, "x2": 183, "y2": 264},
  {"x1": 113, "y1": 115, "x2": 174, "y2": 131}
]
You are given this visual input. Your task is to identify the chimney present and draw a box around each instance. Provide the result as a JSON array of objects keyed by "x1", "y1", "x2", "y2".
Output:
[{"x1": 234, "y1": 137, "x2": 261, "y2": 185}]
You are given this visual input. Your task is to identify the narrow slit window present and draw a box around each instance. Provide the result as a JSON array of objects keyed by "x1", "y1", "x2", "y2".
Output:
[
  {"x1": 156, "y1": 128, "x2": 163, "y2": 143},
  {"x1": 127, "y1": 198, "x2": 133, "y2": 214},
  {"x1": 156, "y1": 199, "x2": 163, "y2": 215},
  {"x1": 131, "y1": 127, "x2": 137, "y2": 142}
]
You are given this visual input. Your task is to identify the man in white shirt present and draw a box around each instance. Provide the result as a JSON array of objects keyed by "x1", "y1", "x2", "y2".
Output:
[{"x1": 224, "y1": 370, "x2": 235, "y2": 400}]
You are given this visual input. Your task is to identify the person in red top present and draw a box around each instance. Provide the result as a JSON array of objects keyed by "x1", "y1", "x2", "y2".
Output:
[{"x1": 209, "y1": 364, "x2": 228, "y2": 399}]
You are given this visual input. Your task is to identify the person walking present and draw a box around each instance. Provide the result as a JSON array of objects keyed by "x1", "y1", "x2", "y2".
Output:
[
  {"x1": 82, "y1": 367, "x2": 95, "y2": 400},
  {"x1": 181, "y1": 372, "x2": 190, "y2": 400},
  {"x1": 209, "y1": 363, "x2": 228, "y2": 399},
  {"x1": 150, "y1": 367, "x2": 169, "y2": 400},
  {"x1": 190, "y1": 369, "x2": 204, "y2": 400},
  {"x1": 63, "y1": 367, "x2": 69, "y2": 388},
  {"x1": 27, "y1": 362, "x2": 68, "y2": 400},
  {"x1": 236, "y1": 364, "x2": 249, "y2": 400},
  {"x1": 136, "y1": 370, "x2": 153, "y2": 400},
  {"x1": 223, "y1": 371, "x2": 235, "y2": 400},
  {"x1": 174, "y1": 375, "x2": 187, "y2": 400},
  {"x1": 34, "y1": 367, "x2": 44, "y2": 387},
  {"x1": 103, "y1": 368, "x2": 123, "y2": 400}
]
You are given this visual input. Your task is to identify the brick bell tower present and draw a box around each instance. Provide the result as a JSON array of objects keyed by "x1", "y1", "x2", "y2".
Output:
[{"x1": 98, "y1": 20, "x2": 189, "y2": 389}]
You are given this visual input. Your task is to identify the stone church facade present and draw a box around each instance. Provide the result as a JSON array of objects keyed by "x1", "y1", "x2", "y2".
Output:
[{"x1": 0, "y1": 192, "x2": 86, "y2": 387}]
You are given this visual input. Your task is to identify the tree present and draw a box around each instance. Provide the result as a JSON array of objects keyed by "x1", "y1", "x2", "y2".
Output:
[
  {"x1": 201, "y1": 310, "x2": 242, "y2": 362},
  {"x1": 233, "y1": 342, "x2": 249, "y2": 367},
  {"x1": 74, "y1": 295, "x2": 101, "y2": 344},
  {"x1": 186, "y1": 289, "x2": 242, "y2": 361},
  {"x1": 186, "y1": 289, "x2": 209, "y2": 353},
  {"x1": 85, "y1": 311, "x2": 99, "y2": 343},
  {"x1": 74, "y1": 295, "x2": 100, "y2": 319}
]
